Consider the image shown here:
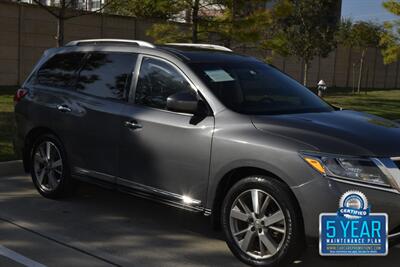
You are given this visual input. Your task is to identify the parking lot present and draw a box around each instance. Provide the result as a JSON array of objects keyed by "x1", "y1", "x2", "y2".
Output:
[{"x1": 0, "y1": 163, "x2": 400, "y2": 267}]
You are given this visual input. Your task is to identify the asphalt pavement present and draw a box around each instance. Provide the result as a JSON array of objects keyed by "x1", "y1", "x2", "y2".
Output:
[{"x1": 0, "y1": 169, "x2": 399, "y2": 267}]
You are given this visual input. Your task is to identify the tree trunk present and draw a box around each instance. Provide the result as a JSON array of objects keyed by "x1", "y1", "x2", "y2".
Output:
[
  {"x1": 226, "y1": 0, "x2": 237, "y2": 49},
  {"x1": 352, "y1": 63, "x2": 356, "y2": 94},
  {"x1": 303, "y1": 61, "x2": 308, "y2": 86},
  {"x1": 56, "y1": 17, "x2": 64, "y2": 47},
  {"x1": 56, "y1": 0, "x2": 66, "y2": 47},
  {"x1": 191, "y1": 0, "x2": 200, "y2": 43},
  {"x1": 357, "y1": 48, "x2": 367, "y2": 94}
]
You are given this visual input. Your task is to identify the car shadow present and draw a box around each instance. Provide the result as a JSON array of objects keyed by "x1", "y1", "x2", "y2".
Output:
[{"x1": 0, "y1": 175, "x2": 399, "y2": 267}]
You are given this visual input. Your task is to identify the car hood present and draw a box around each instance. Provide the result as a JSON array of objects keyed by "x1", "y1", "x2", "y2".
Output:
[{"x1": 252, "y1": 110, "x2": 400, "y2": 157}]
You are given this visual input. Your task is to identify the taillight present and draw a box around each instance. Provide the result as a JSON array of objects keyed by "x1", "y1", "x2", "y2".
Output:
[{"x1": 14, "y1": 88, "x2": 28, "y2": 104}]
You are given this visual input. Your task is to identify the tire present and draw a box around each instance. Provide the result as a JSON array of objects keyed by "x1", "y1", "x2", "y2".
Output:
[
  {"x1": 221, "y1": 176, "x2": 304, "y2": 267},
  {"x1": 30, "y1": 133, "x2": 75, "y2": 199}
]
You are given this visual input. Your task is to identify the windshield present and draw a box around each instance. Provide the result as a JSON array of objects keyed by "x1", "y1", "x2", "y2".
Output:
[{"x1": 190, "y1": 61, "x2": 334, "y2": 115}]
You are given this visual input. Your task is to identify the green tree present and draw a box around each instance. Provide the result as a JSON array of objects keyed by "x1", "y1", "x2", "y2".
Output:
[
  {"x1": 148, "y1": 0, "x2": 272, "y2": 46},
  {"x1": 263, "y1": 0, "x2": 339, "y2": 86},
  {"x1": 148, "y1": 0, "x2": 222, "y2": 44},
  {"x1": 106, "y1": 0, "x2": 186, "y2": 19},
  {"x1": 147, "y1": 22, "x2": 191, "y2": 43},
  {"x1": 337, "y1": 20, "x2": 382, "y2": 93},
  {"x1": 380, "y1": 0, "x2": 400, "y2": 64},
  {"x1": 204, "y1": 0, "x2": 272, "y2": 48}
]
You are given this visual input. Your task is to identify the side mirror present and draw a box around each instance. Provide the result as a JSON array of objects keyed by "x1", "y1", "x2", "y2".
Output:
[{"x1": 166, "y1": 91, "x2": 199, "y2": 114}]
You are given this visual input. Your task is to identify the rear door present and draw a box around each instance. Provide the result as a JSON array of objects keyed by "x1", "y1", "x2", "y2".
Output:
[
  {"x1": 58, "y1": 52, "x2": 138, "y2": 180},
  {"x1": 32, "y1": 51, "x2": 86, "y2": 165},
  {"x1": 118, "y1": 56, "x2": 214, "y2": 204}
]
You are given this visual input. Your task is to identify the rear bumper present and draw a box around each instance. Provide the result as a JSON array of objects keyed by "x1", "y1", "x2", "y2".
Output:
[
  {"x1": 13, "y1": 136, "x2": 23, "y2": 159},
  {"x1": 13, "y1": 122, "x2": 30, "y2": 173}
]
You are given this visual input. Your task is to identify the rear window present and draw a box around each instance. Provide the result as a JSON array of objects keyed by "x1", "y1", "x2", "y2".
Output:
[
  {"x1": 76, "y1": 52, "x2": 137, "y2": 100},
  {"x1": 36, "y1": 52, "x2": 85, "y2": 88}
]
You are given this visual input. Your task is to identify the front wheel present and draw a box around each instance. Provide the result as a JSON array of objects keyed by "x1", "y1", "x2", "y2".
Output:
[{"x1": 221, "y1": 176, "x2": 304, "y2": 266}]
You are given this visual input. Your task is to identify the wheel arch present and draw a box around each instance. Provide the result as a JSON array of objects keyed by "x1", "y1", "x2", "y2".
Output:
[
  {"x1": 210, "y1": 166, "x2": 305, "y2": 235},
  {"x1": 23, "y1": 127, "x2": 61, "y2": 172}
]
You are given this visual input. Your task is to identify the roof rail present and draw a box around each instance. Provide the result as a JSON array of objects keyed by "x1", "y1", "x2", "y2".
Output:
[
  {"x1": 165, "y1": 43, "x2": 233, "y2": 52},
  {"x1": 66, "y1": 39, "x2": 155, "y2": 48}
]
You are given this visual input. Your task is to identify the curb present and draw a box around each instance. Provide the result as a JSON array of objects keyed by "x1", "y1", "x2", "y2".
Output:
[{"x1": 0, "y1": 160, "x2": 24, "y2": 177}]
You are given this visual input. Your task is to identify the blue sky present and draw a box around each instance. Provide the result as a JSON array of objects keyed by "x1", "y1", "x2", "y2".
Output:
[{"x1": 342, "y1": 0, "x2": 398, "y2": 23}]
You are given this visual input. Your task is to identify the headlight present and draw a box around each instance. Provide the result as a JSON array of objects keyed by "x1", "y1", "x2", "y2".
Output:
[{"x1": 301, "y1": 152, "x2": 392, "y2": 187}]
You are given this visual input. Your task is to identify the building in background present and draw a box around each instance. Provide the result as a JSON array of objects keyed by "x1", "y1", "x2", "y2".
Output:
[
  {"x1": 0, "y1": 0, "x2": 395, "y2": 88},
  {"x1": 14, "y1": 0, "x2": 341, "y2": 25},
  {"x1": 12, "y1": 0, "x2": 105, "y2": 11},
  {"x1": 180, "y1": 0, "x2": 342, "y2": 23}
]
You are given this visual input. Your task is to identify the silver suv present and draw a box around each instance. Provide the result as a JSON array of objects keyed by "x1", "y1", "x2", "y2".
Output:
[{"x1": 14, "y1": 39, "x2": 400, "y2": 266}]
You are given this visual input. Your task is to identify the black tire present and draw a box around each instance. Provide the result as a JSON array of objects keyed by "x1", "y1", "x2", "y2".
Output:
[
  {"x1": 30, "y1": 133, "x2": 76, "y2": 199},
  {"x1": 221, "y1": 176, "x2": 304, "y2": 267}
]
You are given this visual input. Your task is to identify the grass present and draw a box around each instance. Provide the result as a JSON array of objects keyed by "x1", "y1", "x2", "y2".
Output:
[
  {"x1": 0, "y1": 86, "x2": 18, "y2": 162},
  {"x1": 0, "y1": 87, "x2": 399, "y2": 162},
  {"x1": 324, "y1": 90, "x2": 400, "y2": 120}
]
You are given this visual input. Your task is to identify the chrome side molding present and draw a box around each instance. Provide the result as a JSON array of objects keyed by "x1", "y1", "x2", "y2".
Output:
[
  {"x1": 73, "y1": 167, "x2": 209, "y2": 215},
  {"x1": 117, "y1": 177, "x2": 203, "y2": 210},
  {"x1": 74, "y1": 167, "x2": 116, "y2": 183}
]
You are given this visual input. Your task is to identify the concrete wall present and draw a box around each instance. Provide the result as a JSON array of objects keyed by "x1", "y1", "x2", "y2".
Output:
[
  {"x1": 0, "y1": 1, "x2": 157, "y2": 86},
  {"x1": 0, "y1": 1, "x2": 399, "y2": 89}
]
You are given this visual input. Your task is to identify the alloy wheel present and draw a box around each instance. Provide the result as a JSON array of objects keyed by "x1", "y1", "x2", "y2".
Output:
[
  {"x1": 33, "y1": 141, "x2": 63, "y2": 192},
  {"x1": 229, "y1": 189, "x2": 287, "y2": 259}
]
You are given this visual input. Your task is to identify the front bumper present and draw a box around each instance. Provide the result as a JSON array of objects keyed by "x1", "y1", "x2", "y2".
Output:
[
  {"x1": 389, "y1": 229, "x2": 400, "y2": 245},
  {"x1": 292, "y1": 175, "x2": 400, "y2": 239}
]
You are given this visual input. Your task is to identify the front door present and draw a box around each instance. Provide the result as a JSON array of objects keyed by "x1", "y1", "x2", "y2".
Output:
[{"x1": 118, "y1": 56, "x2": 214, "y2": 204}]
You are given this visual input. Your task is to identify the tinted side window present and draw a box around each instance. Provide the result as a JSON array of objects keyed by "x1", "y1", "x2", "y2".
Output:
[
  {"x1": 36, "y1": 52, "x2": 84, "y2": 88},
  {"x1": 135, "y1": 57, "x2": 193, "y2": 110},
  {"x1": 77, "y1": 52, "x2": 137, "y2": 100}
]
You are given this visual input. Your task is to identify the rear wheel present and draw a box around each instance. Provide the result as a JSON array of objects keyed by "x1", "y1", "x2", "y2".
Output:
[
  {"x1": 221, "y1": 176, "x2": 303, "y2": 266},
  {"x1": 30, "y1": 134, "x2": 75, "y2": 198}
]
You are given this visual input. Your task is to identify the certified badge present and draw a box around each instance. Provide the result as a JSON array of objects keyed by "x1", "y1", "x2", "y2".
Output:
[
  {"x1": 320, "y1": 190, "x2": 388, "y2": 256},
  {"x1": 338, "y1": 191, "x2": 369, "y2": 219}
]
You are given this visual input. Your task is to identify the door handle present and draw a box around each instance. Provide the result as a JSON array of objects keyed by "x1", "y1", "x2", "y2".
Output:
[
  {"x1": 124, "y1": 121, "x2": 142, "y2": 130},
  {"x1": 57, "y1": 105, "x2": 72, "y2": 113}
]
